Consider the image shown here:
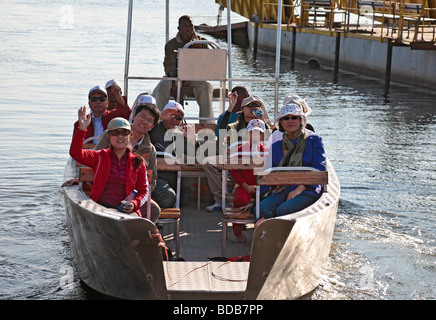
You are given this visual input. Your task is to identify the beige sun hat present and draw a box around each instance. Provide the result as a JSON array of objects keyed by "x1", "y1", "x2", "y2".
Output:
[
  {"x1": 282, "y1": 94, "x2": 311, "y2": 116},
  {"x1": 241, "y1": 95, "x2": 264, "y2": 108}
]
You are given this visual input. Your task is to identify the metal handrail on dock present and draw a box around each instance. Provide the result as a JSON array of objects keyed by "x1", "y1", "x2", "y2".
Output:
[{"x1": 217, "y1": 0, "x2": 436, "y2": 44}]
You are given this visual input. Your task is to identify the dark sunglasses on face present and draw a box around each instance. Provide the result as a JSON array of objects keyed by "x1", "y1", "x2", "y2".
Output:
[
  {"x1": 170, "y1": 114, "x2": 183, "y2": 121},
  {"x1": 89, "y1": 97, "x2": 107, "y2": 102},
  {"x1": 109, "y1": 130, "x2": 130, "y2": 136},
  {"x1": 246, "y1": 103, "x2": 261, "y2": 109},
  {"x1": 281, "y1": 115, "x2": 301, "y2": 121}
]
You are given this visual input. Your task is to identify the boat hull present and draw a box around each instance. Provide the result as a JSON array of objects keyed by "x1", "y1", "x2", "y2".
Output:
[
  {"x1": 246, "y1": 159, "x2": 340, "y2": 299},
  {"x1": 62, "y1": 157, "x2": 339, "y2": 300},
  {"x1": 63, "y1": 157, "x2": 167, "y2": 299}
]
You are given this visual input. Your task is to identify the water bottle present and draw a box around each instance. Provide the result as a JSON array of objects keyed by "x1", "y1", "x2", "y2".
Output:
[
  {"x1": 252, "y1": 108, "x2": 263, "y2": 117},
  {"x1": 118, "y1": 189, "x2": 137, "y2": 212}
]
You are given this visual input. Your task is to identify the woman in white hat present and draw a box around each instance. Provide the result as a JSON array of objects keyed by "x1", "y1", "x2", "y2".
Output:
[
  {"x1": 70, "y1": 107, "x2": 149, "y2": 217},
  {"x1": 256, "y1": 103, "x2": 326, "y2": 224}
]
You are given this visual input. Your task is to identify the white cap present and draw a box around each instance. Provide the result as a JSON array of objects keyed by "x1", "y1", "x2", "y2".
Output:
[
  {"x1": 247, "y1": 119, "x2": 265, "y2": 132},
  {"x1": 162, "y1": 101, "x2": 184, "y2": 116},
  {"x1": 137, "y1": 95, "x2": 156, "y2": 105},
  {"x1": 88, "y1": 85, "x2": 107, "y2": 98},
  {"x1": 130, "y1": 94, "x2": 158, "y2": 123},
  {"x1": 105, "y1": 79, "x2": 120, "y2": 89},
  {"x1": 275, "y1": 104, "x2": 307, "y2": 128}
]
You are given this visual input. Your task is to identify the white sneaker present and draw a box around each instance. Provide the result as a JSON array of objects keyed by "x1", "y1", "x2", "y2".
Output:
[{"x1": 206, "y1": 202, "x2": 222, "y2": 212}]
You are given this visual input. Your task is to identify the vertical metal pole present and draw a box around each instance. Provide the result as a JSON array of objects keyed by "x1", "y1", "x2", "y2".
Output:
[
  {"x1": 222, "y1": 169, "x2": 226, "y2": 210},
  {"x1": 165, "y1": 0, "x2": 170, "y2": 43},
  {"x1": 291, "y1": 26, "x2": 296, "y2": 70},
  {"x1": 334, "y1": 32, "x2": 341, "y2": 82},
  {"x1": 253, "y1": 23, "x2": 258, "y2": 58},
  {"x1": 124, "y1": 0, "x2": 134, "y2": 97},
  {"x1": 255, "y1": 186, "x2": 260, "y2": 220},
  {"x1": 384, "y1": 40, "x2": 393, "y2": 97},
  {"x1": 274, "y1": 0, "x2": 283, "y2": 117},
  {"x1": 227, "y1": 0, "x2": 233, "y2": 92}
]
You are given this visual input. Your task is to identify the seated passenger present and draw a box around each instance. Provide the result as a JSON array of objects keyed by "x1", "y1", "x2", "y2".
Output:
[
  {"x1": 229, "y1": 119, "x2": 267, "y2": 243},
  {"x1": 227, "y1": 95, "x2": 270, "y2": 147},
  {"x1": 149, "y1": 102, "x2": 187, "y2": 208},
  {"x1": 72, "y1": 85, "x2": 131, "y2": 144},
  {"x1": 95, "y1": 95, "x2": 166, "y2": 222},
  {"x1": 214, "y1": 86, "x2": 250, "y2": 137},
  {"x1": 70, "y1": 110, "x2": 148, "y2": 217},
  {"x1": 105, "y1": 79, "x2": 128, "y2": 111},
  {"x1": 256, "y1": 102, "x2": 326, "y2": 226},
  {"x1": 204, "y1": 94, "x2": 270, "y2": 212}
]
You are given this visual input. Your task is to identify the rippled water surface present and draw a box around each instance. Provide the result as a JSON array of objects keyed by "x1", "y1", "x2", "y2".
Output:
[{"x1": 0, "y1": 0, "x2": 434, "y2": 300}]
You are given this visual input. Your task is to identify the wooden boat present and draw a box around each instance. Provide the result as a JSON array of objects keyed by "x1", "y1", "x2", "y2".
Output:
[{"x1": 62, "y1": 0, "x2": 340, "y2": 300}]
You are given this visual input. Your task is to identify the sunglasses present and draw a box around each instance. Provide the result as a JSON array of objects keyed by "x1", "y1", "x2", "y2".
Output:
[
  {"x1": 89, "y1": 97, "x2": 107, "y2": 102},
  {"x1": 245, "y1": 103, "x2": 261, "y2": 109},
  {"x1": 281, "y1": 115, "x2": 301, "y2": 121},
  {"x1": 109, "y1": 130, "x2": 130, "y2": 136},
  {"x1": 170, "y1": 114, "x2": 183, "y2": 121}
]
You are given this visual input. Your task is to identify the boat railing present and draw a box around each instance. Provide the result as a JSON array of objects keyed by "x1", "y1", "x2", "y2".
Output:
[
  {"x1": 183, "y1": 39, "x2": 221, "y2": 49},
  {"x1": 124, "y1": 0, "x2": 282, "y2": 119}
]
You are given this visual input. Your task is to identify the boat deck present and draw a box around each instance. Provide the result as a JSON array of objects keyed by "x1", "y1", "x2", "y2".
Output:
[
  {"x1": 164, "y1": 261, "x2": 249, "y2": 299},
  {"x1": 159, "y1": 205, "x2": 254, "y2": 299},
  {"x1": 160, "y1": 205, "x2": 253, "y2": 261}
]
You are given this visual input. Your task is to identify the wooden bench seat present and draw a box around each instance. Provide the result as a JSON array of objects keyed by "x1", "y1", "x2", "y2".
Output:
[{"x1": 256, "y1": 170, "x2": 328, "y2": 186}]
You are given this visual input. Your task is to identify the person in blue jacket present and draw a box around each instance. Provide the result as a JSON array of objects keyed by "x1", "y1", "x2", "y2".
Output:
[{"x1": 257, "y1": 102, "x2": 326, "y2": 224}]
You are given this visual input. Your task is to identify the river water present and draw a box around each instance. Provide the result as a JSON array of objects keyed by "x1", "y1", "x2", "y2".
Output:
[{"x1": 0, "y1": 0, "x2": 434, "y2": 300}]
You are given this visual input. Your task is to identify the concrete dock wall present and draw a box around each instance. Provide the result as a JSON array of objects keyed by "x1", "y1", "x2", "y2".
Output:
[{"x1": 248, "y1": 23, "x2": 436, "y2": 90}]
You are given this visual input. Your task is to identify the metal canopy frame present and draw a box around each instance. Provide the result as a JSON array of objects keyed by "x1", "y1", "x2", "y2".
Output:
[{"x1": 123, "y1": 0, "x2": 283, "y2": 117}]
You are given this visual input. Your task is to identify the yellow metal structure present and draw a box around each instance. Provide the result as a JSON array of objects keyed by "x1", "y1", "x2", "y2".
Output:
[
  {"x1": 215, "y1": 0, "x2": 436, "y2": 42},
  {"x1": 216, "y1": 0, "x2": 435, "y2": 21},
  {"x1": 215, "y1": 0, "x2": 284, "y2": 22}
]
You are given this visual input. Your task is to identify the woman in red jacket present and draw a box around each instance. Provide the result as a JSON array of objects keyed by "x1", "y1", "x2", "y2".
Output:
[{"x1": 70, "y1": 106, "x2": 148, "y2": 217}]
